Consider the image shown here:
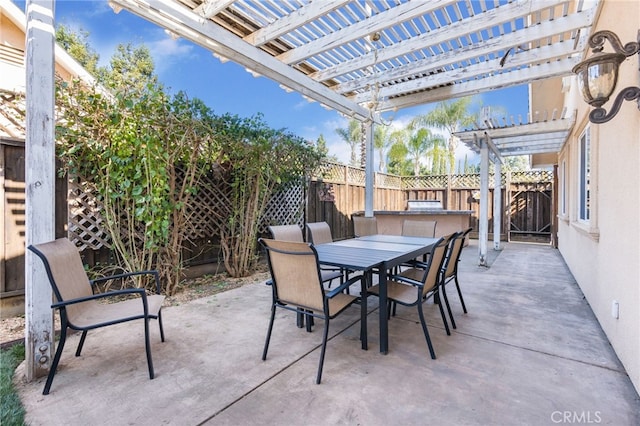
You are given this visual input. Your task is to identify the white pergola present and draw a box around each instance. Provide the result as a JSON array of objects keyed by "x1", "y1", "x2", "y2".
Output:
[
  {"x1": 453, "y1": 113, "x2": 575, "y2": 264},
  {"x1": 24, "y1": 0, "x2": 601, "y2": 379}
]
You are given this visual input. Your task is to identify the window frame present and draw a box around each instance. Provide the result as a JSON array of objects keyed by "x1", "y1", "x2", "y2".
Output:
[{"x1": 578, "y1": 128, "x2": 590, "y2": 223}]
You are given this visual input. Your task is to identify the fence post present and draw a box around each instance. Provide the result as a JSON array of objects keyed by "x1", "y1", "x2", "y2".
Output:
[{"x1": 445, "y1": 173, "x2": 452, "y2": 210}]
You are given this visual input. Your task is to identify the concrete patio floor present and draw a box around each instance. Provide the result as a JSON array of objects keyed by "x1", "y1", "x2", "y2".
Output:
[{"x1": 16, "y1": 241, "x2": 640, "y2": 425}]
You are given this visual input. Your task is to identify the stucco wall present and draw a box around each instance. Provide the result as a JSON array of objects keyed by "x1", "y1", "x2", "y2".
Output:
[
  {"x1": 557, "y1": 0, "x2": 640, "y2": 394},
  {"x1": 1, "y1": 1, "x2": 93, "y2": 93}
]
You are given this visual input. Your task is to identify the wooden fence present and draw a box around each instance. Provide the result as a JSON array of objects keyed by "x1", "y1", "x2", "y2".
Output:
[
  {"x1": 1, "y1": 143, "x2": 553, "y2": 311},
  {"x1": 307, "y1": 162, "x2": 553, "y2": 242}
]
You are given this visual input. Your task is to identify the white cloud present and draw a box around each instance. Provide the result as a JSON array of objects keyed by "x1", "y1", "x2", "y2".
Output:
[{"x1": 144, "y1": 35, "x2": 194, "y2": 75}]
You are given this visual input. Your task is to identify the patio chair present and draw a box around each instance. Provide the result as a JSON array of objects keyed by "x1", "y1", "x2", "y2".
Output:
[
  {"x1": 400, "y1": 219, "x2": 438, "y2": 266},
  {"x1": 367, "y1": 236, "x2": 450, "y2": 359},
  {"x1": 440, "y1": 227, "x2": 473, "y2": 325},
  {"x1": 305, "y1": 221, "x2": 335, "y2": 245},
  {"x1": 28, "y1": 238, "x2": 165, "y2": 395},
  {"x1": 259, "y1": 238, "x2": 363, "y2": 384},
  {"x1": 402, "y1": 219, "x2": 437, "y2": 238},
  {"x1": 267, "y1": 224, "x2": 342, "y2": 329},
  {"x1": 306, "y1": 221, "x2": 351, "y2": 286},
  {"x1": 352, "y1": 216, "x2": 378, "y2": 237},
  {"x1": 268, "y1": 224, "x2": 342, "y2": 285}
]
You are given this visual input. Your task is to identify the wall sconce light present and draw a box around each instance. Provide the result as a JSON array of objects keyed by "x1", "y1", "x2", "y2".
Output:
[{"x1": 572, "y1": 30, "x2": 640, "y2": 123}]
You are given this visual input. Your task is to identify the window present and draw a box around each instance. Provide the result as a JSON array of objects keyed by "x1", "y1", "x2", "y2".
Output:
[
  {"x1": 579, "y1": 128, "x2": 590, "y2": 222},
  {"x1": 560, "y1": 159, "x2": 566, "y2": 216}
]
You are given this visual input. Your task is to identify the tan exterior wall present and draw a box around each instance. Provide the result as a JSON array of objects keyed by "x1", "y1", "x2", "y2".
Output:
[
  {"x1": 530, "y1": 77, "x2": 565, "y2": 118},
  {"x1": 0, "y1": 8, "x2": 26, "y2": 91},
  {"x1": 556, "y1": 0, "x2": 640, "y2": 394},
  {"x1": 1, "y1": 1, "x2": 93, "y2": 96}
]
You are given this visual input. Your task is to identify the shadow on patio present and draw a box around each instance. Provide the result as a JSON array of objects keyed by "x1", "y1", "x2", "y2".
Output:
[{"x1": 16, "y1": 241, "x2": 640, "y2": 425}]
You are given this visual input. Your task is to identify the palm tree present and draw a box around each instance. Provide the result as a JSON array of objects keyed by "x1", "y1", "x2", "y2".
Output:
[
  {"x1": 374, "y1": 125, "x2": 394, "y2": 172},
  {"x1": 390, "y1": 123, "x2": 445, "y2": 176},
  {"x1": 335, "y1": 119, "x2": 362, "y2": 167},
  {"x1": 413, "y1": 97, "x2": 477, "y2": 174}
]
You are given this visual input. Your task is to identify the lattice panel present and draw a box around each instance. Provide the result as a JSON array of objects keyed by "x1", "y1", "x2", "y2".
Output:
[
  {"x1": 314, "y1": 161, "x2": 345, "y2": 183},
  {"x1": 67, "y1": 177, "x2": 110, "y2": 251},
  {"x1": 511, "y1": 170, "x2": 553, "y2": 183},
  {"x1": 402, "y1": 175, "x2": 449, "y2": 189},
  {"x1": 451, "y1": 174, "x2": 480, "y2": 188},
  {"x1": 260, "y1": 182, "x2": 305, "y2": 234},
  {"x1": 346, "y1": 166, "x2": 366, "y2": 186},
  {"x1": 178, "y1": 168, "x2": 231, "y2": 240},
  {"x1": 376, "y1": 173, "x2": 402, "y2": 189}
]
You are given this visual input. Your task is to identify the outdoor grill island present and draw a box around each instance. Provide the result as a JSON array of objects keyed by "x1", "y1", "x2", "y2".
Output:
[{"x1": 353, "y1": 200, "x2": 473, "y2": 237}]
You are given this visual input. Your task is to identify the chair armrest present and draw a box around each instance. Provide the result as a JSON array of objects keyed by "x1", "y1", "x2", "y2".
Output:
[
  {"x1": 388, "y1": 274, "x2": 422, "y2": 287},
  {"x1": 404, "y1": 260, "x2": 429, "y2": 269},
  {"x1": 326, "y1": 275, "x2": 362, "y2": 298},
  {"x1": 52, "y1": 288, "x2": 148, "y2": 309},
  {"x1": 91, "y1": 270, "x2": 162, "y2": 294}
]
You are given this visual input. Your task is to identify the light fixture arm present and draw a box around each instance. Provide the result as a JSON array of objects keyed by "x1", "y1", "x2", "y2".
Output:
[
  {"x1": 589, "y1": 87, "x2": 640, "y2": 123},
  {"x1": 588, "y1": 30, "x2": 639, "y2": 57}
]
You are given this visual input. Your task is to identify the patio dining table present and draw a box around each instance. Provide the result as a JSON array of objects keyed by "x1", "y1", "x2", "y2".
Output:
[{"x1": 313, "y1": 234, "x2": 438, "y2": 354}]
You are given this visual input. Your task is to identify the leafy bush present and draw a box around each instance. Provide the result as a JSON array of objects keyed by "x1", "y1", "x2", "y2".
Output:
[
  {"x1": 211, "y1": 113, "x2": 323, "y2": 277},
  {"x1": 57, "y1": 79, "x2": 323, "y2": 287},
  {"x1": 57, "y1": 80, "x2": 214, "y2": 294}
]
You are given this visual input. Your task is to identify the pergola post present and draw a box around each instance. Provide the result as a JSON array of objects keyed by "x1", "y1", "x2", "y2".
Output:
[
  {"x1": 478, "y1": 137, "x2": 489, "y2": 266},
  {"x1": 364, "y1": 120, "x2": 374, "y2": 217},
  {"x1": 24, "y1": 0, "x2": 56, "y2": 381},
  {"x1": 493, "y1": 159, "x2": 502, "y2": 250}
]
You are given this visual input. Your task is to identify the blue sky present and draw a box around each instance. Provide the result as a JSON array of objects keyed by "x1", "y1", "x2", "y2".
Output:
[{"x1": 16, "y1": 0, "x2": 530, "y2": 166}]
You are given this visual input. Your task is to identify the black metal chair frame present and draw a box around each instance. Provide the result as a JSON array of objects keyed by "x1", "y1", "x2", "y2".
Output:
[
  {"x1": 259, "y1": 238, "x2": 363, "y2": 384},
  {"x1": 28, "y1": 242, "x2": 165, "y2": 395},
  {"x1": 267, "y1": 224, "x2": 343, "y2": 330},
  {"x1": 440, "y1": 227, "x2": 473, "y2": 327},
  {"x1": 372, "y1": 237, "x2": 451, "y2": 359}
]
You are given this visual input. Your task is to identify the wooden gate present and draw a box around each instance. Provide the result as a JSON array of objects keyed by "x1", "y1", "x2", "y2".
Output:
[{"x1": 508, "y1": 172, "x2": 553, "y2": 242}]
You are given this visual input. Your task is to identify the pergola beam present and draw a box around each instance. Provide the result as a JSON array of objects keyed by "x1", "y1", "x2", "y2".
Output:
[
  {"x1": 276, "y1": 1, "x2": 456, "y2": 65},
  {"x1": 339, "y1": 8, "x2": 590, "y2": 98},
  {"x1": 193, "y1": 0, "x2": 235, "y2": 19},
  {"x1": 243, "y1": 0, "x2": 351, "y2": 47},
  {"x1": 350, "y1": 40, "x2": 583, "y2": 104},
  {"x1": 314, "y1": 0, "x2": 578, "y2": 84},
  {"x1": 340, "y1": 32, "x2": 580, "y2": 96},
  {"x1": 379, "y1": 57, "x2": 580, "y2": 111},
  {"x1": 110, "y1": 0, "x2": 371, "y2": 121}
]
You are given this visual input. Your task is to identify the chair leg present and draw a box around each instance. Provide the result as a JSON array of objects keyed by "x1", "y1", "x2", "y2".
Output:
[
  {"x1": 306, "y1": 310, "x2": 314, "y2": 332},
  {"x1": 435, "y1": 289, "x2": 451, "y2": 336},
  {"x1": 454, "y1": 276, "x2": 468, "y2": 313},
  {"x1": 144, "y1": 317, "x2": 155, "y2": 380},
  {"x1": 262, "y1": 305, "x2": 276, "y2": 360},
  {"x1": 316, "y1": 318, "x2": 330, "y2": 384},
  {"x1": 75, "y1": 330, "x2": 88, "y2": 356},
  {"x1": 158, "y1": 309, "x2": 165, "y2": 342},
  {"x1": 417, "y1": 303, "x2": 436, "y2": 360},
  {"x1": 296, "y1": 308, "x2": 305, "y2": 328},
  {"x1": 43, "y1": 326, "x2": 68, "y2": 395},
  {"x1": 440, "y1": 284, "x2": 457, "y2": 330}
]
